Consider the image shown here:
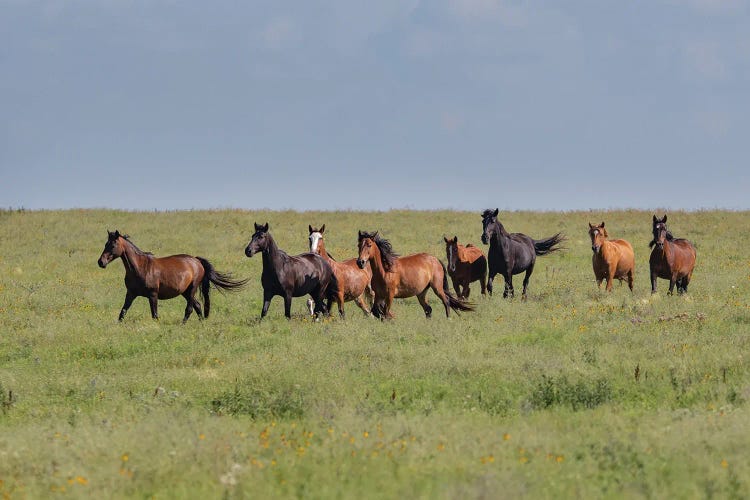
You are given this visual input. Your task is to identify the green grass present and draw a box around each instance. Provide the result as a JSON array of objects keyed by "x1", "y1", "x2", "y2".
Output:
[{"x1": 1, "y1": 208, "x2": 749, "y2": 498}]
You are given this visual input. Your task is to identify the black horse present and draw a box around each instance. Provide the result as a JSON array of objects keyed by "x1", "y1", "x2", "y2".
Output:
[
  {"x1": 480, "y1": 209, "x2": 565, "y2": 298},
  {"x1": 245, "y1": 223, "x2": 337, "y2": 319}
]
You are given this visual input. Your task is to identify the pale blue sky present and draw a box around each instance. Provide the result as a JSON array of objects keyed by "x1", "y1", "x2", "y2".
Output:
[{"x1": 2, "y1": 0, "x2": 748, "y2": 211}]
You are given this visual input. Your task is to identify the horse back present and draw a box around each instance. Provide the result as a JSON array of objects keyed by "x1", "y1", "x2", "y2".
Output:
[
  {"x1": 671, "y1": 239, "x2": 697, "y2": 270},
  {"x1": 391, "y1": 253, "x2": 442, "y2": 298},
  {"x1": 458, "y1": 244, "x2": 485, "y2": 265},
  {"x1": 148, "y1": 254, "x2": 203, "y2": 298}
]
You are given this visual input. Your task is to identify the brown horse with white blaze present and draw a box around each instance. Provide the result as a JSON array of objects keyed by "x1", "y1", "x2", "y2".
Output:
[
  {"x1": 444, "y1": 236, "x2": 487, "y2": 298},
  {"x1": 649, "y1": 215, "x2": 696, "y2": 295},
  {"x1": 308, "y1": 224, "x2": 373, "y2": 318},
  {"x1": 356, "y1": 231, "x2": 474, "y2": 319},
  {"x1": 588, "y1": 222, "x2": 635, "y2": 292},
  {"x1": 98, "y1": 230, "x2": 248, "y2": 322}
]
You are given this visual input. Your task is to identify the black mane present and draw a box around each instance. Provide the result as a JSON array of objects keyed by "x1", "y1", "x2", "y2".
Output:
[
  {"x1": 119, "y1": 233, "x2": 153, "y2": 256},
  {"x1": 360, "y1": 231, "x2": 399, "y2": 271}
]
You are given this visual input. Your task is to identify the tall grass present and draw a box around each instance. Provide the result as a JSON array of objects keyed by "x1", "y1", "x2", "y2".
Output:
[{"x1": 0, "y1": 208, "x2": 748, "y2": 498}]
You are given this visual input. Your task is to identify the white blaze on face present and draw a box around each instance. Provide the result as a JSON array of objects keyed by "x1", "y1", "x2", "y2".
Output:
[{"x1": 309, "y1": 232, "x2": 322, "y2": 253}]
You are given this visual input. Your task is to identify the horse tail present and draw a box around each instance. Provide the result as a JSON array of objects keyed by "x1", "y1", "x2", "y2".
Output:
[
  {"x1": 197, "y1": 257, "x2": 249, "y2": 319},
  {"x1": 440, "y1": 260, "x2": 475, "y2": 314},
  {"x1": 533, "y1": 233, "x2": 565, "y2": 256}
]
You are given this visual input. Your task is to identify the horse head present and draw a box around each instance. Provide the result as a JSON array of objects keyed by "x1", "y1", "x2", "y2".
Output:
[
  {"x1": 444, "y1": 236, "x2": 459, "y2": 273},
  {"x1": 481, "y1": 208, "x2": 500, "y2": 245},
  {"x1": 588, "y1": 222, "x2": 608, "y2": 253},
  {"x1": 308, "y1": 224, "x2": 325, "y2": 253},
  {"x1": 245, "y1": 222, "x2": 270, "y2": 257},
  {"x1": 98, "y1": 230, "x2": 124, "y2": 268},
  {"x1": 651, "y1": 215, "x2": 669, "y2": 249},
  {"x1": 356, "y1": 230, "x2": 377, "y2": 269}
]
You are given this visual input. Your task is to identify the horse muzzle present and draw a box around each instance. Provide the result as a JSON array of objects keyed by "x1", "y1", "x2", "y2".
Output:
[
  {"x1": 97, "y1": 257, "x2": 108, "y2": 268},
  {"x1": 356, "y1": 259, "x2": 366, "y2": 269},
  {"x1": 448, "y1": 264, "x2": 456, "y2": 273},
  {"x1": 591, "y1": 245, "x2": 600, "y2": 253},
  {"x1": 245, "y1": 246, "x2": 255, "y2": 257},
  {"x1": 481, "y1": 234, "x2": 488, "y2": 245}
]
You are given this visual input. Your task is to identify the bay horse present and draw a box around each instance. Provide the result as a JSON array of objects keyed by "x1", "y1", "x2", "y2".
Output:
[
  {"x1": 588, "y1": 222, "x2": 635, "y2": 292},
  {"x1": 245, "y1": 222, "x2": 336, "y2": 319},
  {"x1": 443, "y1": 236, "x2": 487, "y2": 298},
  {"x1": 356, "y1": 231, "x2": 474, "y2": 319},
  {"x1": 97, "y1": 230, "x2": 248, "y2": 322},
  {"x1": 480, "y1": 208, "x2": 565, "y2": 298},
  {"x1": 308, "y1": 224, "x2": 373, "y2": 318},
  {"x1": 649, "y1": 215, "x2": 697, "y2": 295}
]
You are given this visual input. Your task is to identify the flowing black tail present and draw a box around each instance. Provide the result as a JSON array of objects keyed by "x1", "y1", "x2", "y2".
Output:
[
  {"x1": 197, "y1": 257, "x2": 249, "y2": 318},
  {"x1": 440, "y1": 261, "x2": 475, "y2": 314},
  {"x1": 533, "y1": 233, "x2": 565, "y2": 256}
]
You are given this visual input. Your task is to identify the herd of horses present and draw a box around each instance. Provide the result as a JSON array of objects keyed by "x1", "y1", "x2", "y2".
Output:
[{"x1": 97, "y1": 211, "x2": 697, "y2": 322}]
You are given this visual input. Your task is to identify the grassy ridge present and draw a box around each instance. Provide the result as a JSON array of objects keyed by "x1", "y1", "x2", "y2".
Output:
[{"x1": 0, "y1": 208, "x2": 749, "y2": 498}]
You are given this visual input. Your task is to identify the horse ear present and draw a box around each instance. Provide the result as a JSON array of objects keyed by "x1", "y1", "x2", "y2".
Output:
[
  {"x1": 653, "y1": 215, "x2": 658, "y2": 223},
  {"x1": 308, "y1": 225, "x2": 314, "y2": 234},
  {"x1": 358, "y1": 230, "x2": 364, "y2": 239},
  {"x1": 262, "y1": 222, "x2": 269, "y2": 232},
  {"x1": 588, "y1": 222, "x2": 594, "y2": 229},
  {"x1": 662, "y1": 215, "x2": 667, "y2": 223},
  {"x1": 443, "y1": 236, "x2": 449, "y2": 243},
  {"x1": 320, "y1": 224, "x2": 325, "y2": 234},
  {"x1": 114, "y1": 230, "x2": 120, "y2": 238},
  {"x1": 453, "y1": 236, "x2": 458, "y2": 243},
  {"x1": 254, "y1": 222, "x2": 262, "y2": 231},
  {"x1": 493, "y1": 208, "x2": 499, "y2": 218},
  {"x1": 600, "y1": 222, "x2": 605, "y2": 228}
]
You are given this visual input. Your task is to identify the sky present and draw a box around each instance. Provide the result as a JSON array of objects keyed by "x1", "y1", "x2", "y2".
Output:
[{"x1": 2, "y1": 0, "x2": 749, "y2": 212}]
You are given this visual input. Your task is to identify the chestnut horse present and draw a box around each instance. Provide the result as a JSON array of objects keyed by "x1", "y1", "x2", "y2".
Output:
[
  {"x1": 356, "y1": 231, "x2": 474, "y2": 319},
  {"x1": 98, "y1": 230, "x2": 248, "y2": 322},
  {"x1": 308, "y1": 224, "x2": 373, "y2": 318},
  {"x1": 588, "y1": 222, "x2": 634, "y2": 292},
  {"x1": 481, "y1": 209, "x2": 565, "y2": 298},
  {"x1": 443, "y1": 236, "x2": 487, "y2": 298},
  {"x1": 649, "y1": 215, "x2": 696, "y2": 295},
  {"x1": 245, "y1": 223, "x2": 337, "y2": 319}
]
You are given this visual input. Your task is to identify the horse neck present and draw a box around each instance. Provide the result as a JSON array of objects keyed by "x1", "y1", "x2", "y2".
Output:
[
  {"x1": 120, "y1": 239, "x2": 148, "y2": 276},
  {"x1": 316, "y1": 238, "x2": 332, "y2": 263},
  {"x1": 262, "y1": 235, "x2": 287, "y2": 270},
  {"x1": 368, "y1": 243, "x2": 389, "y2": 280}
]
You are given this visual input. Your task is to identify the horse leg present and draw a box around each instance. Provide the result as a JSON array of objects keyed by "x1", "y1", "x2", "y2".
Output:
[
  {"x1": 480, "y1": 270, "x2": 487, "y2": 296},
  {"x1": 283, "y1": 293, "x2": 293, "y2": 319},
  {"x1": 306, "y1": 298, "x2": 315, "y2": 317},
  {"x1": 182, "y1": 291, "x2": 194, "y2": 324},
  {"x1": 650, "y1": 269, "x2": 658, "y2": 294},
  {"x1": 463, "y1": 281, "x2": 471, "y2": 299},
  {"x1": 354, "y1": 294, "x2": 373, "y2": 317},
  {"x1": 522, "y1": 265, "x2": 534, "y2": 299},
  {"x1": 118, "y1": 291, "x2": 136, "y2": 322},
  {"x1": 335, "y1": 290, "x2": 345, "y2": 319},
  {"x1": 148, "y1": 293, "x2": 159, "y2": 320},
  {"x1": 450, "y1": 276, "x2": 461, "y2": 297},
  {"x1": 606, "y1": 265, "x2": 616, "y2": 292},
  {"x1": 261, "y1": 291, "x2": 273, "y2": 319},
  {"x1": 416, "y1": 289, "x2": 433, "y2": 319},
  {"x1": 503, "y1": 274, "x2": 513, "y2": 299},
  {"x1": 668, "y1": 275, "x2": 677, "y2": 296},
  {"x1": 681, "y1": 272, "x2": 692, "y2": 293},
  {"x1": 487, "y1": 272, "x2": 495, "y2": 296}
]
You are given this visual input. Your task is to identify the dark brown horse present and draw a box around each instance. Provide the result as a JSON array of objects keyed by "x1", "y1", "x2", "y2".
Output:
[
  {"x1": 356, "y1": 231, "x2": 473, "y2": 319},
  {"x1": 308, "y1": 225, "x2": 373, "y2": 318},
  {"x1": 588, "y1": 222, "x2": 635, "y2": 292},
  {"x1": 98, "y1": 230, "x2": 248, "y2": 322},
  {"x1": 481, "y1": 209, "x2": 564, "y2": 298},
  {"x1": 649, "y1": 215, "x2": 696, "y2": 295},
  {"x1": 443, "y1": 236, "x2": 487, "y2": 298},
  {"x1": 245, "y1": 223, "x2": 337, "y2": 319}
]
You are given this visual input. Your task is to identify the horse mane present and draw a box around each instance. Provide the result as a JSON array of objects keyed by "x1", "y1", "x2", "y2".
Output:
[
  {"x1": 481, "y1": 209, "x2": 496, "y2": 219},
  {"x1": 360, "y1": 231, "x2": 399, "y2": 271},
  {"x1": 120, "y1": 234, "x2": 154, "y2": 256},
  {"x1": 326, "y1": 251, "x2": 336, "y2": 261}
]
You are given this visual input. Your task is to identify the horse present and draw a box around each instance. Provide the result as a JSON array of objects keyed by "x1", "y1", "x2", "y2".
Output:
[
  {"x1": 443, "y1": 236, "x2": 487, "y2": 298},
  {"x1": 97, "y1": 230, "x2": 248, "y2": 322},
  {"x1": 588, "y1": 222, "x2": 635, "y2": 292},
  {"x1": 307, "y1": 224, "x2": 373, "y2": 318},
  {"x1": 245, "y1": 222, "x2": 337, "y2": 319},
  {"x1": 649, "y1": 215, "x2": 696, "y2": 295},
  {"x1": 480, "y1": 208, "x2": 565, "y2": 298},
  {"x1": 356, "y1": 231, "x2": 474, "y2": 319}
]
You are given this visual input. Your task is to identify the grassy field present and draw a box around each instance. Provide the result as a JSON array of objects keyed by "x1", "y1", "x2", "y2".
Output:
[{"x1": 1, "y1": 208, "x2": 749, "y2": 499}]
